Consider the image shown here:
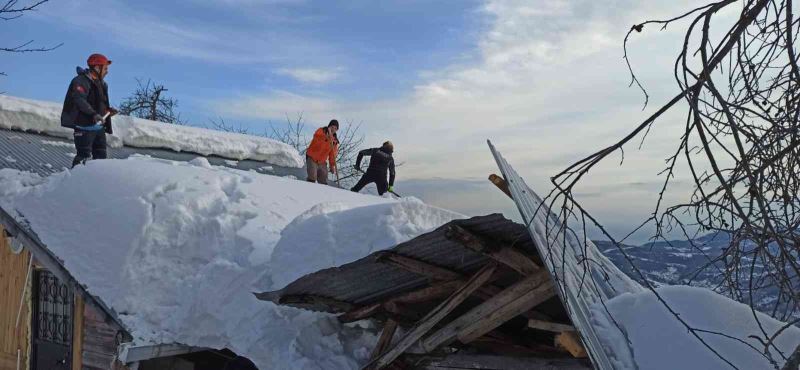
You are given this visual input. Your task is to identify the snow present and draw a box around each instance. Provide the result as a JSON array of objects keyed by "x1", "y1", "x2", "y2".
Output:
[
  {"x1": 0, "y1": 95, "x2": 304, "y2": 167},
  {"x1": 2, "y1": 155, "x2": 16, "y2": 163},
  {"x1": 271, "y1": 199, "x2": 461, "y2": 288},
  {"x1": 601, "y1": 286, "x2": 800, "y2": 370},
  {"x1": 0, "y1": 156, "x2": 458, "y2": 369},
  {"x1": 41, "y1": 140, "x2": 75, "y2": 148}
]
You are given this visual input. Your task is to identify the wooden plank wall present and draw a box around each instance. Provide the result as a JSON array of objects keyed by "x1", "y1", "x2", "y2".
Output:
[
  {"x1": 0, "y1": 225, "x2": 31, "y2": 370},
  {"x1": 81, "y1": 302, "x2": 125, "y2": 370}
]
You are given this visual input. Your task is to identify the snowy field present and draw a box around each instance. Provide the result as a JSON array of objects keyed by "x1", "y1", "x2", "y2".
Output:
[{"x1": 0, "y1": 156, "x2": 460, "y2": 369}]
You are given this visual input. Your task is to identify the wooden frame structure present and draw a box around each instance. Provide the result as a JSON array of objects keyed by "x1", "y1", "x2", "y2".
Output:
[{"x1": 258, "y1": 214, "x2": 592, "y2": 370}]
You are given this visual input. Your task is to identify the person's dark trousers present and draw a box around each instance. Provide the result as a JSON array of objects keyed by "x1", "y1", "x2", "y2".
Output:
[
  {"x1": 350, "y1": 171, "x2": 389, "y2": 195},
  {"x1": 72, "y1": 129, "x2": 108, "y2": 168}
]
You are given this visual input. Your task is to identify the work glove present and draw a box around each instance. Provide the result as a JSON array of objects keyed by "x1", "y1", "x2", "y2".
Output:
[
  {"x1": 107, "y1": 107, "x2": 119, "y2": 116},
  {"x1": 93, "y1": 114, "x2": 104, "y2": 124},
  {"x1": 388, "y1": 186, "x2": 394, "y2": 193}
]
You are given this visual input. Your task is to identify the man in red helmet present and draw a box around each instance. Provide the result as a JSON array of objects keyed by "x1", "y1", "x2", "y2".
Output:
[{"x1": 60, "y1": 53, "x2": 118, "y2": 167}]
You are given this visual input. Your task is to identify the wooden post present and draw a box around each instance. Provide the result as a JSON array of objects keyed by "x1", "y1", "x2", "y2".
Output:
[
  {"x1": 445, "y1": 224, "x2": 539, "y2": 275},
  {"x1": 369, "y1": 319, "x2": 399, "y2": 361},
  {"x1": 555, "y1": 331, "x2": 588, "y2": 358},
  {"x1": 488, "y1": 174, "x2": 511, "y2": 198},
  {"x1": 367, "y1": 263, "x2": 497, "y2": 370},
  {"x1": 421, "y1": 270, "x2": 554, "y2": 352}
]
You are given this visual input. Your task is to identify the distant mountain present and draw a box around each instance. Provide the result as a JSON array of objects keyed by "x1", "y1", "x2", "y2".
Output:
[{"x1": 597, "y1": 233, "x2": 789, "y2": 319}]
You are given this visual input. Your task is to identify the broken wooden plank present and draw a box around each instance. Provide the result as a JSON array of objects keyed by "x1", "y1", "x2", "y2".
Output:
[
  {"x1": 445, "y1": 224, "x2": 539, "y2": 275},
  {"x1": 339, "y1": 303, "x2": 382, "y2": 323},
  {"x1": 421, "y1": 269, "x2": 554, "y2": 352},
  {"x1": 556, "y1": 331, "x2": 588, "y2": 358},
  {"x1": 528, "y1": 319, "x2": 575, "y2": 333},
  {"x1": 458, "y1": 282, "x2": 556, "y2": 344},
  {"x1": 488, "y1": 174, "x2": 512, "y2": 199},
  {"x1": 367, "y1": 262, "x2": 498, "y2": 370},
  {"x1": 370, "y1": 319, "x2": 399, "y2": 361},
  {"x1": 375, "y1": 252, "x2": 462, "y2": 281}
]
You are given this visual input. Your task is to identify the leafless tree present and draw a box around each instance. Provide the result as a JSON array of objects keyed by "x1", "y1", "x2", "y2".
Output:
[
  {"x1": 210, "y1": 113, "x2": 366, "y2": 187},
  {"x1": 207, "y1": 117, "x2": 249, "y2": 134},
  {"x1": 534, "y1": 0, "x2": 800, "y2": 368},
  {"x1": 1, "y1": 0, "x2": 61, "y2": 79},
  {"x1": 119, "y1": 79, "x2": 185, "y2": 124}
]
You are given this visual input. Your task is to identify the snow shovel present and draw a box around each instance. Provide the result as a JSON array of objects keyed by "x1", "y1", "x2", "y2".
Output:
[{"x1": 327, "y1": 131, "x2": 341, "y2": 186}]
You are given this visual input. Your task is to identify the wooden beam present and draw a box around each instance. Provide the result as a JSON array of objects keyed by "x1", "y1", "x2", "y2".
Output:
[
  {"x1": 339, "y1": 280, "x2": 467, "y2": 323},
  {"x1": 488, "y1": 174, "x2": 512, "y2": 198},
  {"x1": 73, "y1": 293, "x2": 86, "y2": 370},
  {"x1": 370, "y1": 319, "x2": 399, "y2": 361},
  {"x1": 391, "y1": 280, "x2": 464, "y2": 304},
  {"x1": 278, "y1": 294, "x2": 354, "y2": 312},
  {"x1": 421, "y1": 270, "x2": 554, "y2": 352},
  {"x1": 376, "y1": 252, "x2": 462, "y2": 281},
  {"x1": 445, "y1": 224, "x2": 539, "y2": 275},
  {"x1": 375, "y1": 251, "x2": 504, "y2": 301},
  {"x1": 458, "y1": 280, "x2": 555, "y2": 344},
  {"x1": 367, "y1": 263, "x2": 497, "y2": 370},
  {"x1": 527, "y1": 319, "x2": 575, "y2": 333},
  {"x1": 407, "y1": 353, "x2": 591, "y2": 370},
  {"x1": 555, "y1": 331, "x2": 588, "y2": 358}
]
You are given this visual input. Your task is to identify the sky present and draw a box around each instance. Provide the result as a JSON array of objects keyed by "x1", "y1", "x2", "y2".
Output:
[{"x1": 3, "y1": 0, "x2": 725, "y2": 243}]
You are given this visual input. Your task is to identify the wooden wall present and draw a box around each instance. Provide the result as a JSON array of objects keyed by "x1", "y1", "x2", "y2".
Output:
[
  {"x1": 81, "y1": 301, "x2": 126, "y2": 370},
  {"x1": 0, "y1": 226, "x2": 31, "y2": 370}
]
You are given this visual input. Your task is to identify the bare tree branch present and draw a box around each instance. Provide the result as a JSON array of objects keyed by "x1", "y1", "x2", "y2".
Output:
[{"x1": 119, "y1": 78, "x2": 185, "y2": 124}]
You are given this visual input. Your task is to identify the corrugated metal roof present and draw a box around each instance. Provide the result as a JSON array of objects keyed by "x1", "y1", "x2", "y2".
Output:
[
  {"x1": 257, "y1": 214, "x2": 538, "y2": 312},
  {"x1": 0, "y1": 128, "x2": 306, "y2": 178},
  {"x1": 488, "y1": 140, "x2": 640, "y2": 370}
]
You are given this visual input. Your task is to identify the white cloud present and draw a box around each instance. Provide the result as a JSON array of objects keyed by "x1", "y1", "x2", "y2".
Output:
[
  {"x1": 209, "y1": 0, "x2": 723, "y2": 241},
  {"x1": 275, "y1": 68, "x2": 342, "y2": 84},
  {"x1": 210, "y1": 0, "x2": 727, "y2": 238},
  {"x1": 32, "y1": 0, "x2": 334, "y2": 65}
]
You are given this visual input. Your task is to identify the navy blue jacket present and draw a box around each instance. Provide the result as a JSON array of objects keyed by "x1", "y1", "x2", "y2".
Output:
[
  {"x1": 61, "y1": 67, "x2": 113, "y2": 134},
  {"x1": 356, "y1": 147, "x2": 396, "y2": 186}
]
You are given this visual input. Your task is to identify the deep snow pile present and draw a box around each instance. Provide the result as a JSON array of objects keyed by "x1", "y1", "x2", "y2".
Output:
[
  {"x1": 0, "y1": 95, "x2": 304, "y2": 167},
  {"x1": 271, "y1": 199, "x2": 459, "y2": 288},
  {"x1": 598, "y1": 285, "x2": 800, "y2": 369},
  {"x1": 0, "y1": 156, "x2": 461, "y2": 369}
]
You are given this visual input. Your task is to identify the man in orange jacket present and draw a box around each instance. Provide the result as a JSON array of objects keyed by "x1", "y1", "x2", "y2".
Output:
[{"x1": 305, "y1": 119, "x2": 339, "y2": 184}]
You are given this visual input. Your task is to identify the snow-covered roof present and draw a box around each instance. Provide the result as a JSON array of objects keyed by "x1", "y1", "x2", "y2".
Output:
[
  {"x1": 488, "y1": 141, "x2": 800, "y2": 370},
  {"x1": 0, "y1": 156, "x2": 461, "y2": 369},
  {"x1": 258, "y1": 213, "x2": 536, "y2": 312},
  {"x1": 0, "y1": 128, "x2": 304, "y2": 178},
  {"x1": 0, "y1": 95, "x2": 304, "y2": 167}
]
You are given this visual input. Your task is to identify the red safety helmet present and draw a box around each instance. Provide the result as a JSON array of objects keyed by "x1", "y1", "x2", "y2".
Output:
[{"x1": 87, "y1": 53, "x2": 112, "y2": 67}]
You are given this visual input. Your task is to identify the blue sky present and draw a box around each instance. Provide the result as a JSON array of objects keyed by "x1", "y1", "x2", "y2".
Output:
[
  {"x1": 3, "y1": 0, "x2": 719, "y2": 242},
  {"x1": 4, "y1": 0, "x2": 483, "y2": 122}
]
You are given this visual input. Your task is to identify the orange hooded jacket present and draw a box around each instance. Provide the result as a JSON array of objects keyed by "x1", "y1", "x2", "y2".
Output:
[{"x1": 306, "y1": 127, "x2": 338, "y2": 171}]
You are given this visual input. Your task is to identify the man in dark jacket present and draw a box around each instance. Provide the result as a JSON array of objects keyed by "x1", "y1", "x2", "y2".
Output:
[
  {"x1": 61, "y1": 53, "x2": 117, "y2": 168},
  {"x1": 351, "y1": 141, "x2": 396, "y2": 195}
]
